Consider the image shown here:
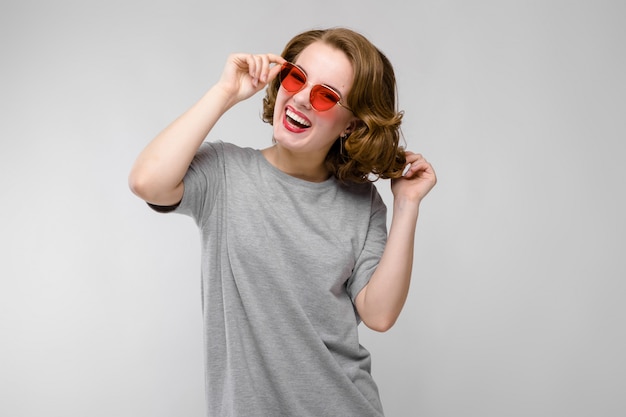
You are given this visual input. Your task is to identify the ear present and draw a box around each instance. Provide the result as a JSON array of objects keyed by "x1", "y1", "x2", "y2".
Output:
[{"x1": 342, "y1": 120, "x2": 359, "y2": 137}]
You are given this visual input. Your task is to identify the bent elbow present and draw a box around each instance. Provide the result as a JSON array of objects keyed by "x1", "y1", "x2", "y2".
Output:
[
  {"x1": 128, "y1": 169, "x2": 162, "y2": 203},
  {"x1": 128, "y1": 170, "x2": 150, "y2": 200},
  {"x1": 128, "y1": 169, "x2": 184, "y2": 207},
  {"x1": 363, "y1": 315, "x2": 397, "y2": 333}
]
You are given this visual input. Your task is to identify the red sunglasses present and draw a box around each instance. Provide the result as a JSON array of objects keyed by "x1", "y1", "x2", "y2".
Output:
[{"x1": 278, "y1": 62, "x2": 353, "y2": 113}]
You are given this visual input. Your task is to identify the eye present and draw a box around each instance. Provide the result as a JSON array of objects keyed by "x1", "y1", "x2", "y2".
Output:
[
  {"x1": 290, "y1": 70, "x2": 306, "y2": 84},
  {"x1": 318, "y1": 88, "x2": 340, "y2": 103}
]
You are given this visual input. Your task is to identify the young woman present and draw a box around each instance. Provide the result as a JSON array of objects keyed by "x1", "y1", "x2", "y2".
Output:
[{"x1": 129, "y1": 27, "x2": 436, "y2": 416}]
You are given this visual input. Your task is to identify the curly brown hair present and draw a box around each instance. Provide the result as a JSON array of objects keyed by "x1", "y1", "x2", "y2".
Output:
[{"x1": 262, "y1": 27, "x2": 406, "y2": 183}]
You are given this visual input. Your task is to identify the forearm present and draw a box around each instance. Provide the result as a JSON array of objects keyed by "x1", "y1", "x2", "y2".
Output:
[
  {"x1": 128, "y1": 85, "x2": 236, "y2": 204},
  {"x1": 357, "y1": 197, "x2": 420, "y2": 331}
]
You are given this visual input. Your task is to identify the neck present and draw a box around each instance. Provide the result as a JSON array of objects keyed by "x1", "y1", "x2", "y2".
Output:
[{"x1": 262, "y1": 145, "x2": 330, "y2": 183}]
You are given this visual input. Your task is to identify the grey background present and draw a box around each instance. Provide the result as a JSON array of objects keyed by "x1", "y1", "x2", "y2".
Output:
[{"x1": 1, "y1": 0, "x2": 624, "y2": 416}]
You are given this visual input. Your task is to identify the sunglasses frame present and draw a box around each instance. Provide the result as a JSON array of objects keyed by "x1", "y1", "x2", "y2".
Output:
[{"x1": 278, "y1": 62, "x2": 353, "y2": 113}]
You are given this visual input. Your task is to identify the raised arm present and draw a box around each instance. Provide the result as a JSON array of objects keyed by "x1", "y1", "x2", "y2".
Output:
[
  {"x1": 128, "y1": 53, "x2": 285, "y2": 205},
  {"x1": 355, "y1": 152, "x2": 437, "y2": 332}
]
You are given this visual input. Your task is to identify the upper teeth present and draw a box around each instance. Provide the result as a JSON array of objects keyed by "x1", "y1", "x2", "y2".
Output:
[{"x1": 286, "y1": 109, "x2": 311, "y2": 127}]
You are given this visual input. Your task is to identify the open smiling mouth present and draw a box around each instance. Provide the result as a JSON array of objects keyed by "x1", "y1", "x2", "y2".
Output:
[{"x1": 286, "y1": 108, "x2": 311, "y2": 129}]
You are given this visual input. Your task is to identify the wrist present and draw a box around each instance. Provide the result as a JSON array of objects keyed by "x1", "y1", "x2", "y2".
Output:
[
  {"x1": 207, "y1": 83, "x2": 240, "y2": 111},
  {"x1": 393, "y1": 195, "x2": 422, "y2": 212}
]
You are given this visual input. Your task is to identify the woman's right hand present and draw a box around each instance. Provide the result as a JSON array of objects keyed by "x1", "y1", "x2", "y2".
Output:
[
  {"x1": 216, "y1": 53, "x2": 286, "y2": 104},
  {"x1": 128, "y1": 54, "x2": 285, "y2": 206}
]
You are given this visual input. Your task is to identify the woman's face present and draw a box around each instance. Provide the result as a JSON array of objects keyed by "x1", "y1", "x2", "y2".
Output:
[{"x1": 272, "y1": 42, "x2": 358, "y2": 157}]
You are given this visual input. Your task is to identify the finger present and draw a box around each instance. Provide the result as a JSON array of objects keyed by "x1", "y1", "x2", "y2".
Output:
[
  {"x1": 401, "y1": 154, "x2": 423, "y2": 176},
  {"x1": 252, "y1": 54, "x2": 279, "y2": 86},
  {"x1": 267, "y1": 55, "x2": 287, "y2": 83},
  {"x1": 267, "y1": 62, "x2": 283, "y2": 82},
  {"x1": 402, "y1": 163, "x2": 411, "y2": 177},
  {"x1": 267, "y1": 53, "x2": 287, "y2": 65},
  {"x1": 249, "y1": 55, "x2": 264, "y2": 87},
  {"x1": 258, "y1": 55, "x2": 270, "y2": 83},
  {"x1": 404, "y1": 152, "x2": 424, "y2": 163},
  {"x1": 261, "y1": 54, "x2": 278, "y2": 84},
  {"x1": 255, "y1": 55, "x2": 268, "y2": 82},
  {"x1": 403, "y1": 159, "x2": 432, "y2": 178},
  {"x1": 260, "y1": 53, "x2": 287, "y2": 83}
]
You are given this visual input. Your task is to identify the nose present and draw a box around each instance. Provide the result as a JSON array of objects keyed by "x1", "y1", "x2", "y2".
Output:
[{"x1": 291, "y1": 84, "x2": 312, "y2": 110}]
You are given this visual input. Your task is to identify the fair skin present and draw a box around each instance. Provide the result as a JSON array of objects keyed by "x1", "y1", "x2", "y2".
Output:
[
  {"x1": 355, "y1": 151, "x2": 435, "y2": 331},
  {"x1": 128, "y1": 42, "x2": 436, "y2": 332},
  {"x1": 262, "y1": 42, "x2": 359, "y2": 182}
]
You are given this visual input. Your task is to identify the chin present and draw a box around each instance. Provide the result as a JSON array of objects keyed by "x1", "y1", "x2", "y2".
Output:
[{"x1": 273, "y1": 121, "x2": 308, "y2": 149}]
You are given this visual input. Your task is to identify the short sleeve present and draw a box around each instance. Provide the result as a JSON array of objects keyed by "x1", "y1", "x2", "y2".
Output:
[
  {"x1": 172, "y1": 141, "x2": 225, "y2": 225},
  {"x1": 346, "y1": 186, "x2": 388, "y2": 302}
]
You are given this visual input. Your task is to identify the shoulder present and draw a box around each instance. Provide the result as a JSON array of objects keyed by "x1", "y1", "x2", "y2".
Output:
[
  {"x1": 212, "y1": 141, "x2": 259, "y2": 164},
  {"x1": 192, "y1": 141, "x2": 259, "y2": 167},
  {"x1": 332, "y1": 181, "x2": 387, "y2": 218},
  {"x1": 339, "y1": 180, "x2": 384, "y2": 203}
]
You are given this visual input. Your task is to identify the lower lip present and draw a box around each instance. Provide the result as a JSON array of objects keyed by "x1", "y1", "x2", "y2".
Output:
[{"x1": 282, "y1": 111, "x2": 308, "y2": 133}]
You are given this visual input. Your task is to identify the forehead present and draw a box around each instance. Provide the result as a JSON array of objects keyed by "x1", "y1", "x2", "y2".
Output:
[{"x1": 294, "y1": 42, "x2": 354, "y2": 93}]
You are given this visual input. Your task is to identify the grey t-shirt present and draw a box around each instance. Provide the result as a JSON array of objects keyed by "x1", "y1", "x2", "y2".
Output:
[{"x1": 171, "y1": 141, "x2": 388, "y2": 416}]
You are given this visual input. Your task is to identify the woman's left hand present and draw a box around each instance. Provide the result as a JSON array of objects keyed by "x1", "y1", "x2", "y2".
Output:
[{"x1": 391, "y1": 151, "x2": 437, "y2": 204}]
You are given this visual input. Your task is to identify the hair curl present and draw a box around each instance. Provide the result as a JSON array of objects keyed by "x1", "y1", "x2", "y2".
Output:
[{"x1": 262, "y1": 28, "x2": 406, "y2": 183}]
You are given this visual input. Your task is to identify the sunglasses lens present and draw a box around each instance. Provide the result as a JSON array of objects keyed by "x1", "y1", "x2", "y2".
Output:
[
  {"x1": 279, "y1": 63, "x2": 306, "y2": 92},
  {"x1": 279, "y1": 62, "x2": 345, "y2": 112},
  {"x1": 310, "y1": 85, "x2": 341, "y2": 111}
]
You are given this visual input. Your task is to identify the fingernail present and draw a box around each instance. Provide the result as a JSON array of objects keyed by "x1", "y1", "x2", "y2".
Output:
[{"x1": 402, "y1": 164, "x2": 411, "y2": 176}]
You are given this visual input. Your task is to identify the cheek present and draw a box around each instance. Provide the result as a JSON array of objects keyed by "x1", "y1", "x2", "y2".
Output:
[
  {"x1": 275, "y1": 88, "x2": 289, "y2": 108},
  {"x1": 272, "y1": 92, "x2": 286, "y2": 123},
  {"x1": 317, "y1": 112, "x2": 351, "y2": 133}
]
